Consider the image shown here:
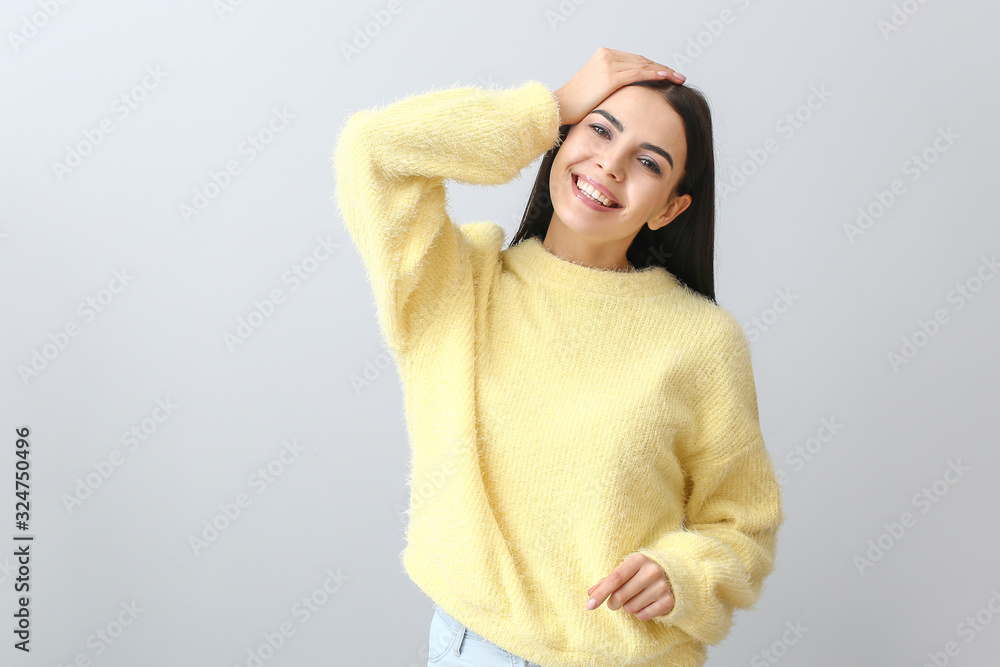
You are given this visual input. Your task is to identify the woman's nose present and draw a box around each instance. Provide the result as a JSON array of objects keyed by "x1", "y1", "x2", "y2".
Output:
[
  {"x1": 594, "y1": 148, "x2": 627, "y2": 181},
  {"x1": 595, "y1": 156, "x2": 623, "y2": 181}
]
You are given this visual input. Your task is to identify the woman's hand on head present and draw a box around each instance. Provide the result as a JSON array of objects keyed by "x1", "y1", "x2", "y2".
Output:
[{"x1": 553, "y1": 47, "x2": 685, "y2": 127}]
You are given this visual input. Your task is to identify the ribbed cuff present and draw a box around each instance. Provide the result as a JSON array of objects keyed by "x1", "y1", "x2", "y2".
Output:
[{"x1": 636, "y1": 539, "x2": 705, "y2": 629}]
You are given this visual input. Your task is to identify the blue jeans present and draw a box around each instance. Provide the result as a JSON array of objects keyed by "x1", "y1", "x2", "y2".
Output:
[{"x1": 427, "y1": 603, "x2": 544, "y2": 667}]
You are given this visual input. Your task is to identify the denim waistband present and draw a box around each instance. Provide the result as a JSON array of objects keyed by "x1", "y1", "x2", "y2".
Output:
[{"x1": 433, "y1": 603, "x2": 492, "y2": 643}]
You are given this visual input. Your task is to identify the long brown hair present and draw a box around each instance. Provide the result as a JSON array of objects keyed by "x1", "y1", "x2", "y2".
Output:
[{"x1": 508, "y1": 79, "x2": 717, "y2": 302}]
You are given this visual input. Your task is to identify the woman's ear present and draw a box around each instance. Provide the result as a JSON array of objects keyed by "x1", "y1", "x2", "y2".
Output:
[{"x1": 648, "y1": 193, "x2": 692, "y2": 231}]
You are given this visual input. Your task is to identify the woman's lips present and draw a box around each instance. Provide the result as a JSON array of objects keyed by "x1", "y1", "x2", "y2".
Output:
[
  {"x1": 574, "y1": 173, "x2": 620, "y2": 206},
  {"x1": 571, "y1": 173, "x2": 620, "y2": 211}
]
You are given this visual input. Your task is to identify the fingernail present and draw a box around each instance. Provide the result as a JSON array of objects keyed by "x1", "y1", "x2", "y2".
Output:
[
  {"x1": 657, "y1": 71, "x2": 671, "y2": 77},
  {"x1": 587, "y1": 598, "x2": 597, "y2": 610}
]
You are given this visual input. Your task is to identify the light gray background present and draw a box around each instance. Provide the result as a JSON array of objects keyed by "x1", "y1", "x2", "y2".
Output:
[{"x1": 2, "y1": 1, "x2": 998, "y2": 665}]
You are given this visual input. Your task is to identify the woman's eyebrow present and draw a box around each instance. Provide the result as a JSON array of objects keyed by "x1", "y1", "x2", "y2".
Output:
[{"x1": 590, "y1": 109, "x2": 674, "y2": 169}]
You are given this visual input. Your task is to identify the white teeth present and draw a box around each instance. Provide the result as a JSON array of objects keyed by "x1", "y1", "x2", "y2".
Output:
[{"x1": 575, "y1": 176, "x2": 615, "y2": 207}]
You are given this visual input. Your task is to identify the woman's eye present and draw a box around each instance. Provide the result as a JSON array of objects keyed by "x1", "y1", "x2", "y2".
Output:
[{"x1": 590, "y1": 124, "x2": 661, "y2": 175}]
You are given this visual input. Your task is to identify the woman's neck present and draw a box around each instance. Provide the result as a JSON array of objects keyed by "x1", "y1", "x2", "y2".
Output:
[{"x1": 541, "y1": 222, "x2": 636, "y2": 273}]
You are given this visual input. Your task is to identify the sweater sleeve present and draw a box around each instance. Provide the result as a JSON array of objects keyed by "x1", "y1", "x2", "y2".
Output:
[
  {"x1": 635, "y1": 313, "x2": 784, "y2": 644},
  {"x1": 332, "y1": 80, "x2": 562, "y2": 355}
]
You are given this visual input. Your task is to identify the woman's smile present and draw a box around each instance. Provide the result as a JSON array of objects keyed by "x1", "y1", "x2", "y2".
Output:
[{"x1": 571, "y1": 173, "x2": 621, "y2": 212}]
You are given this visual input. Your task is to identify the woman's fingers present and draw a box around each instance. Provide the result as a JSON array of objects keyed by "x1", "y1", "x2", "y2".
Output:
[
  {"x1": 554, "y1": 47, "x2": 684, "y2": 126},
  {"x1": 607, "y1": 47, "x2": 685, "y2": 84}
]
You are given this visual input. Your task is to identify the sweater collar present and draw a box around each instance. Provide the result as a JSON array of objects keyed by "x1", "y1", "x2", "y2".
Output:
[{"x1": 503, "y1": 236, "x2": 683, "y2": 298}]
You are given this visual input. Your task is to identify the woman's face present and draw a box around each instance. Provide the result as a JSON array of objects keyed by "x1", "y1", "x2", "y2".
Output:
[{"x1": 548, "y1": 85, "x2": 691, "y2": 248}]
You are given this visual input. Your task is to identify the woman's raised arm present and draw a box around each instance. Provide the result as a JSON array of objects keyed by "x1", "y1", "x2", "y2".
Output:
[{"x1": 332, "y1": 81, "x2": 561, "y2": 356}]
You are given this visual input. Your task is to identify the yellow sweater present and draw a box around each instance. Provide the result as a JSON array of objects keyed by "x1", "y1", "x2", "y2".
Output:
[{"x1": 333, "y1": 80, "x2": 784, "y2": 667}]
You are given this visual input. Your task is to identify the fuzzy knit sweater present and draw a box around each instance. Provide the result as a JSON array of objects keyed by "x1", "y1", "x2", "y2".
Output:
[{"x1": 332, "y1": 79, "x2": 784, "y2": 667}]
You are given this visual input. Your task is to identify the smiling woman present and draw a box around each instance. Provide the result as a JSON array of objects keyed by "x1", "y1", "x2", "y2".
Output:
[
  {"x1": 512, "y1": 68, "x2": 717, "y2": 298},
  {"x1": 333, "y1": 46, "x2": 784, "y2": 667},
  {"x1": 548, "y1": 84, "x2": 692, "y2": 273}
]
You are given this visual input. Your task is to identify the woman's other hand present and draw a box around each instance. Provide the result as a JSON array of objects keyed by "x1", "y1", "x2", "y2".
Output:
[
  {"x1": 553, "y1": 47, "x2": 685, "y2": 126},
  {"x1": 586, "y1": 553, "x2": 676, "y2": 621}
]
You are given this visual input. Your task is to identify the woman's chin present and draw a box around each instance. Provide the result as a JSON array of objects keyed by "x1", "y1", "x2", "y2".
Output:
[{"x1": 554, "y1": 202, "x2": 619, "y2": 234}]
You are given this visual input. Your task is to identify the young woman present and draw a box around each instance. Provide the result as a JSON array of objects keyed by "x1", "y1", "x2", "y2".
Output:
[{"x1": 334, "y1": 47, "x2": 784, "y2": 667}]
